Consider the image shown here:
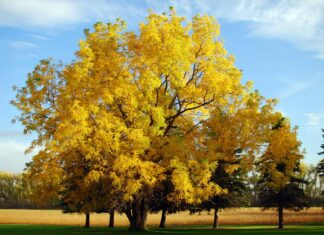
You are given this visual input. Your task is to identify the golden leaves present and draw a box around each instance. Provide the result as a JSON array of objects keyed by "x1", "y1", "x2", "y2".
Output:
[
  {"x1": 259, "y1": 119, "x2": 303, "y2": 189},
  {"x1": 11, "y1": 8, "x2": 304, "y2": 210},
  {"x1": 110, "y1": 154, "x2": 164, "y2": 201}
]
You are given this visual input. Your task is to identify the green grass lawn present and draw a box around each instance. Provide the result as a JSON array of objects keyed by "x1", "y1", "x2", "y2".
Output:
[{"x1": 1, "y1": 225, "x2": 324, "y2": 235}]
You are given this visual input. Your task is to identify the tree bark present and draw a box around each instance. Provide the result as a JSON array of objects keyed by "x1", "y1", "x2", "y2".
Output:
[
  {"x1": 159, "y1": 207, "x2": 167, "y2": 228},
  {"x1": 278, "y1": 206, "x2": 284, "y2": 229},
  {"x1": 278, "y1": 189, "x2": 284, "y2": 229},
  {"x1": 85, "y1": 212, "x2": 90, "y2": 228},
  {"x1": 213, "y1": 206, "x2": 219, "y2": 229},
  {"x1": 125, "y1": 199, "x2": 148, "y2": 231},
  {"x1": 109, "y1": 210, "x2": 115, "y2": 228}
]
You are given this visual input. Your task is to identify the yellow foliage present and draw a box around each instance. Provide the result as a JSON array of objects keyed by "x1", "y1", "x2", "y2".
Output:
[
  {"x1": 258, "y1": 119, "x2": 304, "y2": 190},
  {"x1": 11, "y1": 8, "x2": 303, "y2": 215}
]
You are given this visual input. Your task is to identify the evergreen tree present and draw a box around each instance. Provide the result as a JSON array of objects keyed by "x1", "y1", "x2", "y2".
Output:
[
  {"x1": 149, "y1": 175, "x2": 185, "y2": 228},
  {"x1": 257, "y1": 119, "x2": 308, "y2": 229},
  {"x1": 201, "y1": 160, "x2": 246, "y2": 228},
  {"x1": 258, "y1": 173, "x2": 309, "y2": 229}
]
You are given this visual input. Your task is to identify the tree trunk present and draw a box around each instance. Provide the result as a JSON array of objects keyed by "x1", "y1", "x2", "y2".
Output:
[
  {"x1": 109, "y1": 210, "x2": 115, "y2": 228},
  {"x1": 125, "y1": 199, "x2": 148, "y2": 231},
  {"x1": 278, "y1": 205, "x2": 284, "y2": 229},
  {"x1": 278, "y1": 189, "x2": 284, "y2": 229},
  {"x1": 159, "y1": 207, "x2": 167, "y2": 228},
  {"x1": 213, "y1": 206, "x2": 219, "y2": 229},
  {"x1": 85, "y1": 212, "x2": 90, "y2": 228}
]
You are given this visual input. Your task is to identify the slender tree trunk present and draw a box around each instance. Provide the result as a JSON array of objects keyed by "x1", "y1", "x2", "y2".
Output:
[
  {"x1": 278, "y1": 189, "x2": 284, "y2": 229},
  {"x1": 125, "y1": 199, "x2": 148, "y2": 231},
  {"x1": 85, "y1": 212, "x2": 90, "y2": 228},
  {"x1": 278, "y1": 205, "x2": 284, "y2": 229},
  {"x1": 109, "y1": 210, "x2": 115, "y2": 228},
  {"x1": 213, "y1": 206, "x2": 219, "y2": 229},
  {"x1": 159, "y1": 207, "x2": 167, "y2": 228}
]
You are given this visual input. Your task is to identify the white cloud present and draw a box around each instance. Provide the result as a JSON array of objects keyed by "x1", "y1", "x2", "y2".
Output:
[
  {"x1": 0, "y1": 140, "x2": 34, "y2": 173},
  {"x1": 9, "y1": 40, "x2": 38, "y2": 49},
  {"x1": 278, "y1": 79, "x2": 310, "y2": 100},
  {"x1": 217, "y1": 0, "x2": 324, "y2": 60},
  {"x1": 0, "y1": 130, "x2": 25, "y2": 138},
  {"x1": 0, "y1": 0, "x2": 145, "y2": 29},
  {"x1": 154, "y1": 0, "x2": 324, "y2": 59},
  {"x1": 0, "y1": 0, "x2": 86, "y2": 28},
  {"x1": 29, "y1": 34, "x2": 49, "y2": 40},
  {"x1": 2, "y1": 0, "x2": 324, "y2": 58},
  {"x1": 305, "y1": 113, "x2": 323, "y2": 130}
]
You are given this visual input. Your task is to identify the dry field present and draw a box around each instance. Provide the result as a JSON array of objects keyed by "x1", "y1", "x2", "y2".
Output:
[{"x1": 0, "y1": 208, "x2": 323, "y2": 227}]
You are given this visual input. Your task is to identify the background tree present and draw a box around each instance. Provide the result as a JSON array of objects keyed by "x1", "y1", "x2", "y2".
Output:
[
  {"x1": 24, "y1": 152, "x2": 62, "y2": 209},
  {"x1": 303, "y1": 164, "x2": 324, "y2": 206},
  {"x1": 0, "y1": 172, "x2": 31, "y2": 208},
  {"x1": 258, "y1": 173, "x2": 309, "y2": 229},
  {"x1": 245, "y1": 168, "x2": 261, "y2": 207},
  {"x1": 196, "y1": 87, "x2": 280, "y2": 228},
  {"x1": 59, "y1": 151, "x2": 99, "y2": 228},
  {"x1": 148, "y1": 175, "x2": 186, "y2": 228},
  {"x1": 197, "y1": 161, "x2": 246, "y2": 229},
  {"x1": 257, "y1": 119, "x2": 308, "y2": 229},
  {"x1": 317, "y1": 159, "x2": 324, "y2": 178}
]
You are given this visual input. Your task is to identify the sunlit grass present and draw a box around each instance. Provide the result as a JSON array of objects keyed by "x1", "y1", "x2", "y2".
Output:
[{"x1": 1, "y1": 224, "x2": 324, "y2": 235}]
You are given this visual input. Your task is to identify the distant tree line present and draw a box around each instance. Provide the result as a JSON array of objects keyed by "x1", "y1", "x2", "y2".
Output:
[{"x1": 0, "y1": 172, "x2": 57, "y2": 209}]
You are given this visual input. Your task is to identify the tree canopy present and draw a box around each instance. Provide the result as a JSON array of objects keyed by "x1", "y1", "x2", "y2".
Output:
[{"x1": 11, "y1": 8, "x2": 305, "y2": 230}]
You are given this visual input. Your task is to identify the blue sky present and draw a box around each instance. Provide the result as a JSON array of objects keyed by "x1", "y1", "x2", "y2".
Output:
[{"x1": 0, "y1": 0, "x2": 324, "y2": 172}]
